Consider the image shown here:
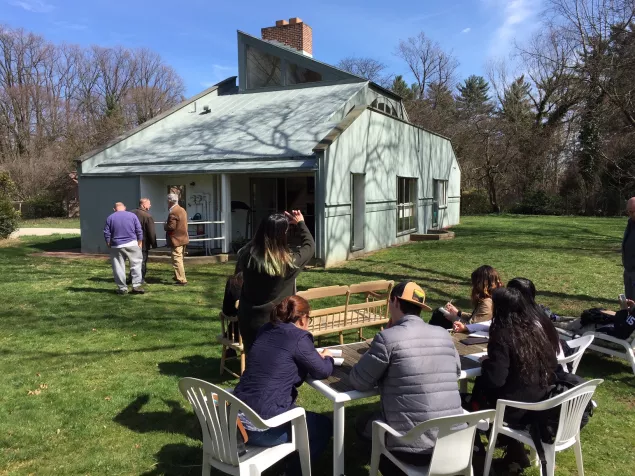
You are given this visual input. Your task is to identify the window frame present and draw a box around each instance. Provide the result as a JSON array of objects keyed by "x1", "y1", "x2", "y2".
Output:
[
  {"x1": 396, "y1": 176, "x2": 417, "y2": 236},
  {"x1": 433, "y1": 179, "x2": 448, "y2": 209}
]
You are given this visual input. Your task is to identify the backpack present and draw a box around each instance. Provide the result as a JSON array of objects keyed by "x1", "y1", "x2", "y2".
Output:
[
  {"x1": 529, "y1": 371, "x2": 594, "y2": 474},
  {"x1": 428, "y1": 308, "x2": 454, "y2": 329},
  {"x1": 579, "y1": 308, "x2": 612, "y2": 327}
]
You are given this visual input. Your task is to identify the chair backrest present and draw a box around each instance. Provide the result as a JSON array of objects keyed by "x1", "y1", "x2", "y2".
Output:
[
  {"x1": 398, "y1": 409, "x2": 496, "y2": 476},
  {"x1": 552, "y1": 379, "x2": 603, "y2": 444},
  {"x1": 296, "y1": 285, "x2": 349, "y2": 301},
  {"x1": 178, "y1": 378, "x2": 268, "y2": 467},
  {"x1": 347, "y1": 280, "x2": 394, "y2": 296},
  {"x1": 559, "y1": 334, "x2": 594, "y2": 374}
]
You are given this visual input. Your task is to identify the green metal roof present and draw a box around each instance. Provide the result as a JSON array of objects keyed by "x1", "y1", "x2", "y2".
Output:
[{"x1": 82, "y1": 81, "x2": 366, "y2": 175}]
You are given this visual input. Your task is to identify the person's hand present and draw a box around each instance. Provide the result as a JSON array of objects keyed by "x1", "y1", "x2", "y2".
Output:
[
  {"x1": 445, "y1": 302, "x2": 459, "y2": 317},
  {"x1": 319, "y1": 349, "x2": 334, "y2": 359},
  {"x1": 138, "y1": 241, "x2": 143, "y2": 248},
  {"x1": 284, "y1": 210, "x2": 304, "y2": 225},
  {"x1": 453, "y1": 321, "x2": 468, "y2": 333},
  {"x1": 627, "y1": 299, "x2": 635, "y2": 311},
  {"x1": 106, "y1": 242, "x2": 111, "y2": 248},
  {"x1": 479, "y1": 355, "x2": 489, "y2": 363}
]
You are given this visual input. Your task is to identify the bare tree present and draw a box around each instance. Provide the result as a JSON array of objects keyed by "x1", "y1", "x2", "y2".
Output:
[
  {"x1": 336, "y1": 56, "x2": 390, "y2": 85},
  {"x1": 395, "y1": 32, "x2": 458, "y2": 99}
]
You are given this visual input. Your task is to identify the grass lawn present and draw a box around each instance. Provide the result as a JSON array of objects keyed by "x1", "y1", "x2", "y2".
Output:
[
  {"x1": 0, "y1": 215, "x2": 634, "y2": 475},
  {"x1": 18, "y1": 217, "x2": 80, "y2": 228}
]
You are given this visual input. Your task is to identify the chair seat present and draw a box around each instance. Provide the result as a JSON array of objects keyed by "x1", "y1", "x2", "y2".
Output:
[{"x1": 216, "y1": 335, "x2": 243, "y2": 351}]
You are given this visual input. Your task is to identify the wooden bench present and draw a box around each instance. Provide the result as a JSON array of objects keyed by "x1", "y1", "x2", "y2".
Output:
[{"x1": 297, "y1": 280, "x2": 394, "y2": 344}]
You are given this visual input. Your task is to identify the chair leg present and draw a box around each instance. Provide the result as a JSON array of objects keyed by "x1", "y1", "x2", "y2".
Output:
[
  {"x1": 627, "y1": 348, "x2": 635, "y2": 376},
  {"x1": 202, "y1": 453, "x2": 211, "y2": 476},
  {"x1": 544, "y1": 445, "x2": 556, "y2": 476},
  {"x1": 339, "y1": 331, "x2": 344, "y2": 345},
  {"x1": 293, "y1": 418, "x2": 312, "y2": 476},
  {"x1": 358, "y1": 328, "x2": 363, "y2": 341},
  {"x1": 219, "y1": 345, "x2": 227, "y2": 375},
  {"x1": 240, "y1": 350, "x2": 246, "y2": 375},
  {"x1": 369, "y1": 440, "x2": 381, "y2": 476},
  {"x1": 573, "y1": 438, "x2": 584, "y2": 476},
  {"x1": 482, "y1": 428, "x2": 498, "y2": 476}
]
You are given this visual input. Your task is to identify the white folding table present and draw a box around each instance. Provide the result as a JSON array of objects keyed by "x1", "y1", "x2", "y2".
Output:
[{"x1": 307, "y1": 336, "x2": 486, "y2": 476}]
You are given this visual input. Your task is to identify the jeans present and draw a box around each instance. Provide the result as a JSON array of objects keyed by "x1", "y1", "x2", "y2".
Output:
[
  {"x1": 245, "y1": 411, "x2": 332, "y2": 475},
  {"x1": 624, "y1": 270, "x2": 635, "y2": 300},
  {"x1": 110, "y1": 245, "x2": 143, "y2": 291}
]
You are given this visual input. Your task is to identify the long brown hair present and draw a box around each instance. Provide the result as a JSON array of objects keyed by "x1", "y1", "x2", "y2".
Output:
[
  {"x1": 471, "y1": 265, "x2": 503, "y2": 306},
  {"x1": 270, "y1": 296, "x2": 311, "y2": 325},
  {"x1": 248, "y1": 213, "x2": 296, "y2": 276}
]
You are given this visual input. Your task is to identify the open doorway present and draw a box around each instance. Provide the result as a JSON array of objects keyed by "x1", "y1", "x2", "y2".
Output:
[{"x1": 250, "y1": 176, "x2": 315, "y2": 241}]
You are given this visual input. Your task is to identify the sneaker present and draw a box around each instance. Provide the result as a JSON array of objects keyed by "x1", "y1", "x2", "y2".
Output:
[
  {"x1": 131, "y1": 287, "x2": 145, "y2": 294},
  {"x1": 116, "y1": 289, "x2": 128, "y2": 295}
]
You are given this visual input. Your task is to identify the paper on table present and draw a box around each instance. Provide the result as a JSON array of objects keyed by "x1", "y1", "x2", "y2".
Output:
[
  {"x1": 465, "y1": 351, "x2": 488, "y2": 362},
  {"x1": 316, "y1": 348, "x2": 342, "y2": 357},
  {"x1": 468, "y1": 332, "x2": 489, "y2": 338},
  {"x1": 333, "y1": 357, "x2": 344, "y2": 366}
]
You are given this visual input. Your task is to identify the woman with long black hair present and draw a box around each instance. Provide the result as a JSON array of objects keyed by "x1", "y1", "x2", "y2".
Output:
[
  {"x1": 236, "y1": 210, "x2": 315, "y2": 352},
  {"x1": 476, "y1": 287, "x2": 558, "y2": 471}
]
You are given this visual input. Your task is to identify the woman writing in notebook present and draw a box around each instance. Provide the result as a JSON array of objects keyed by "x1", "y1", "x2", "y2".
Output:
[{"x1": 444, "y1": 265, "x2": 503, "y2": 325}]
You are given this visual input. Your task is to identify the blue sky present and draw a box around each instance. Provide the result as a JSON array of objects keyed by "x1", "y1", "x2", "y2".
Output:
[{"x1": 1, "y1": 0, "x2": 543, "y2": 97}]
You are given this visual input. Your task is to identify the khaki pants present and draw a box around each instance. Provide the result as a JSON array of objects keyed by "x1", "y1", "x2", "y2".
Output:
[{"x1": 171, "y1": 245, "x2": 187, "y2": 283}]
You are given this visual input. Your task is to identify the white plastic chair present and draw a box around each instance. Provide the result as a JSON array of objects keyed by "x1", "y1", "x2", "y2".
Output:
[
  {"x1": 558, "y1": 334, "x2": 594, "y2": 374},
  {"x1": 178, "y1": 377, "x2": 311, "y2": 476},
  {"x1": 369, "y1": 409, "x2": 496, "y2": 476},
  {"x1": 483, "y1": 379, "x2": 603, "y2": 476},
  {"x1": 583, "y1": 330, "x2": 635, "y2": 376}
]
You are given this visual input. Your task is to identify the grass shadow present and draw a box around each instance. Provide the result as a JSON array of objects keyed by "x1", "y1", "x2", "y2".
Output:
[
  {"x1": 114, "y1": 394, "x2": 201, "y2": 440},
  {"x1": 140, "y1": 443, "x2": 203, "y2": 475},
  {"x1": 157, "y1": 355, "x2": 238, "y2": 384},
  {"x1": 27, "y1": 237, "x2": 81, "y2": 252}
]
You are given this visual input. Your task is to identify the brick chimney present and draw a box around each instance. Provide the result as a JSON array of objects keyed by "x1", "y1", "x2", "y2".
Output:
[{"x1": 261, "y1": 17, "x2": 313, "y2": 57}]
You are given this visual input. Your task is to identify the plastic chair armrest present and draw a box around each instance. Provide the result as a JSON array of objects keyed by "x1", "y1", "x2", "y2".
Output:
[
  {"x1": 496, "y1": 398, "x2": 549, "y2": 412},
  {"x1": 372, "y1": 420, "x2": 405, "y2": 439},
  {"x1": 261, "y1": 407, "x2": 306, "y2": 428},
  {"x1": 584, "y1": 331, "x2": 634, "y2": 348}
]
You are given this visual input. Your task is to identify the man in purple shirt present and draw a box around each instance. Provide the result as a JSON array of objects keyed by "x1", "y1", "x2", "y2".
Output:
[{"x1": 103, "y1": 202, "x2": 145, "y2": 295}]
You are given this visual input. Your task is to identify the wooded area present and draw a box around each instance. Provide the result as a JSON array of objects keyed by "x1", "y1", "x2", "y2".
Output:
[
  {"x1": 339, "y1": 0, "x2": 635, "y2": 215},
  {"x1": 1, "y1": 0, "x2": 634, "y2": 217},
  {"x1": 0, "y1": 24, "x2": 184, "y2": 209}
]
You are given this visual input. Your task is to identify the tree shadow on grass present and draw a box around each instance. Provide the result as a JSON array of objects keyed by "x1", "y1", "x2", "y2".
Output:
[
  {"x1": 114, "y1": 394, "x2": 201, "y2": 440},
  {"x1": 157, "y1": 355, "x2": 238, "y2": 384},
  {"x1": 140, "y1": 443, "x2": 203, "y2": 476},
  {"x1": 27, "y1": 237, "x2": 81, "y2": 251},
  {"x1": 66, "y1": 286, "x2": 120, "y2": 294}
]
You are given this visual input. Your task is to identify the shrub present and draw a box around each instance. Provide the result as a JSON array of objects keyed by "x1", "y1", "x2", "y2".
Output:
[
  {"x1": 511, "y1": 190, "x2": 565, "y2": 215},
  {"x1": 461, "y1": 189, "x2": 491, "y2": 215},
  {"x1": 21, "y1": 196, "x2": 65, "y2": 219},
  {"x1": 0, "y1": 198, "x2": 19, "y2": 238}
]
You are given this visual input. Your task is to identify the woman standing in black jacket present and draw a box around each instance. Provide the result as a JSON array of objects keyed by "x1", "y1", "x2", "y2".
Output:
[{"x1": 236, "y1": 210, "x2": 315, "y2": 352}]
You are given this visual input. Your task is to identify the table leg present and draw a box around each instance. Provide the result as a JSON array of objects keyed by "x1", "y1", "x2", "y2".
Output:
[
  {"x1": 459, "y1": 378, "x2": 468, "y2": 394},
  {"x1": 333, "y1": 401, "x2": 345, "y2": 476}
]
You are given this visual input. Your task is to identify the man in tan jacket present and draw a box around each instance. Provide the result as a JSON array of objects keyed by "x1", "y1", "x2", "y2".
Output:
[{"x1": 164, "y1": 193, "x2": 189, "y2": 285}]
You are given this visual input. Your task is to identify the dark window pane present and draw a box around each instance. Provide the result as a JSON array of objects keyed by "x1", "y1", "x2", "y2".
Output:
[
  {"x1": 246, "y1": 45, "x2": 281, "y2": 89},
  {"x1": 286, "y1": 62, "x2": 322, "y2": 84}
]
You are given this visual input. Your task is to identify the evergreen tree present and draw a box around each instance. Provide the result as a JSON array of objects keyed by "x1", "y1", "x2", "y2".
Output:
[
  {"x1": 456, "y1": 75, "x2": 492, "y2": 115},
  {"x1": 391, "y1": 75, "x2": 414, "y2": 101}
]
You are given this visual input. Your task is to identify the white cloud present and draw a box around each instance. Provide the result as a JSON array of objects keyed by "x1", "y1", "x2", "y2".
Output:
[
  {"x1": 462, "y1": 27, "x2": 472, "y2": 34},
  {"x1": 487, "y1": 0, "x2": 541, "y2": 56},
  {"x1": 53, "y1": 20, "x2": 87, "y2": 30},
  {"x1": 201, "y1": 64, "x2": 237, "y2": 88},
  {"x1": 9, "y1": 0, "x2": 54, "y2": 13}
]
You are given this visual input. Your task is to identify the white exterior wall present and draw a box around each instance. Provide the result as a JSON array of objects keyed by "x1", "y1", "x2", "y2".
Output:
[
  {"x1": 322, "y1": 109, "x2": 460, "y2": 266},
  {"x1": 79, "y1": 176, "x2": 140, "y2": 253}
]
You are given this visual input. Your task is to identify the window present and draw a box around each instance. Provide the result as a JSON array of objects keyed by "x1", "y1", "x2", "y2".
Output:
[
  {"x1": 397, "y1": 177, "x2": 417, "y2": 234},
  {"x1": 433, "y1": 179, "x2": 448, "y2": 208},
  {"x1": 286, "y1": 62, "x2": 322, "y2": 84},
  {"x1": 246, "y1": 45, "x2": 282, "y2": 89},
  {"x1": 371, "y1": 98, "x2": 399, "y2": 118}
]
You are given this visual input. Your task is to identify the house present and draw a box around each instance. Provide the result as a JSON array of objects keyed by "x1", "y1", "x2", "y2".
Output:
[{"x1": 76, "y1": 18, "x2": 460, "y2": 267}]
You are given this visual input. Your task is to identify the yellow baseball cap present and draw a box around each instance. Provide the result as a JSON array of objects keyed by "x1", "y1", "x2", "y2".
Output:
[{"x1": 396, "y1": 281, "x2": 432, "y2": 311}]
